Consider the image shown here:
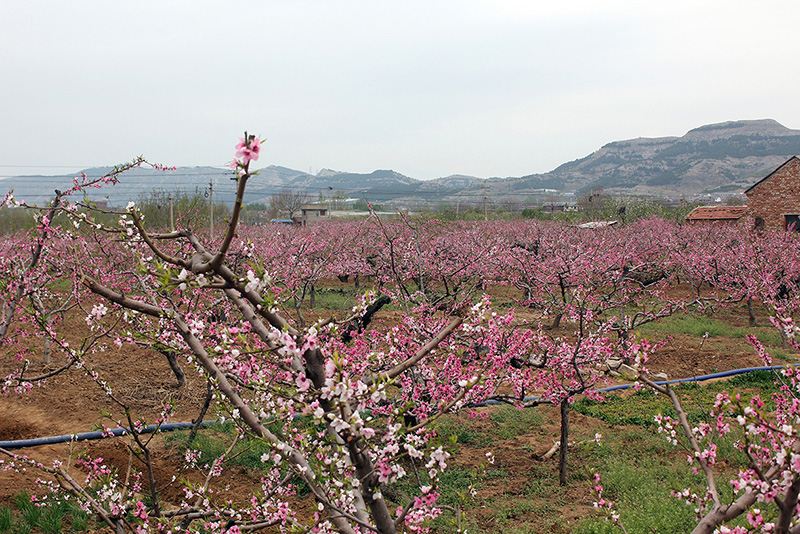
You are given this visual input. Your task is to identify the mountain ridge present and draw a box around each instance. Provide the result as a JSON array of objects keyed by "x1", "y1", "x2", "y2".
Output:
[
  {"x1": 2, "y1": 119, "x2": 798, "y2": 206},
  {"x1": 509, "y1": 118, "x2": 800, "y2": 197}
]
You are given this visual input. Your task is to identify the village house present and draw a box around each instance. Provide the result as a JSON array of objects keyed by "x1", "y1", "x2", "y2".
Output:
[
  {"x1": 300, "y1": 203, "x2": 329, "y2": 224},
  {"x1": 542, "y1": 201, "x2": 578, "y2": 213},
  {"x1": 685, "y1": 205, "x2": 748, "y2": 225},
  {"x1": 745, "y1": 156, "x2": 800, "y2": 232}
]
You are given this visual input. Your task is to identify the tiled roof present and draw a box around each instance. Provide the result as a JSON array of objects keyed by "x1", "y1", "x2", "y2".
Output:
[{"x1": 685, "y1": 205, "x2": 748, "y2": 221}]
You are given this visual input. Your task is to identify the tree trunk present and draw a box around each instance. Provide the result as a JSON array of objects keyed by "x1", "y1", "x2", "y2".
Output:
[
  {"x1": 559, "y1": 398, "x2": 569, "y2": 486},
  {"x1": 747, "y1": 297, "x2": 756, "y2": 327},
  {"x1": 188, "y1": 380, "x2": 213, "y2": 445},
  {"x1": 164, "y1": 350, "x2": 186, "y2": 388},
  {"x1": 30, "y1": 293, "x2": 51, "y2": 364},
  {"x1": 42, "y1": 336, "x2": 51, "y2": 365}
]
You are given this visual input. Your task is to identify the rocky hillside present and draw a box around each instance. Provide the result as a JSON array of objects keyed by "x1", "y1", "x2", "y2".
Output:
[{"x1": 506, "y1": 119, "x2": 800, "y2": 196}]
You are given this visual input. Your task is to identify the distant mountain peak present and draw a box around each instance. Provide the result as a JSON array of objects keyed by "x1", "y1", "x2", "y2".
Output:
[
  {"x1": 442, "y1": 174, "x2": 479, "y2": 180},
  {"x1": 514, "y1": 118, "x2": 800, "y2": 195},
  {"x1": 684, "y1": 118, "x2": 794, "y2": 139}
]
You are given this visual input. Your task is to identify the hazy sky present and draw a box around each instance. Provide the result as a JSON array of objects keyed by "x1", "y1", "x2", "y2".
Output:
[{"x1": 2, "y1": 1, "x2": 799, "y2": 181}]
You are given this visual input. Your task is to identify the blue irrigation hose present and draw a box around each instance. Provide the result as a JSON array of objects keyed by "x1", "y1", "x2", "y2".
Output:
[
  {"x1": 0, "y1": 421, "x2": 213, "y2": 450},
  {"x1": 0, "y1": 366, "x2": 789, "y2": 449},
  {"x1": 595, "y1": 365, "x2": 786, "y2": 392},
  {"x1": 466, "y1": 365, "x2": 787, "y2": 407}
]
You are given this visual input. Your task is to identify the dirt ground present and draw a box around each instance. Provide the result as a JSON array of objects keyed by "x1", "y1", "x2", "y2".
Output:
[
  {"x1": 0, "y1": 313, "x2": 210, "y2": 505},
  {"x1": 0, "y1": 290, "x2": 787, "y2": 532}
]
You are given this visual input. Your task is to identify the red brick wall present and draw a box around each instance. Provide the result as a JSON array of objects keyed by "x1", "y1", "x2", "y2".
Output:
[{"x1": 746, "y1": 157, "x2": 800, "y2": 233}]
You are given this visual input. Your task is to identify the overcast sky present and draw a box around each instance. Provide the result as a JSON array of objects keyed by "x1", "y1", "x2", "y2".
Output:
[{"x1": 2, "y1": 0, "x2": 799, "y2": 181}]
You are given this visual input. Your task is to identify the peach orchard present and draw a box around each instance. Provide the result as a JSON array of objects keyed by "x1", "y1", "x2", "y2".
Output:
[{"x1": 1, "y1": 136, "x2": 800, "y2": 533}]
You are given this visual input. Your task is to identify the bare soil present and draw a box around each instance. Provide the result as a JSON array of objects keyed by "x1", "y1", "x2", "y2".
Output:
[{"x1": 0, "y1": 289, "x2": 793, "y2": 532}]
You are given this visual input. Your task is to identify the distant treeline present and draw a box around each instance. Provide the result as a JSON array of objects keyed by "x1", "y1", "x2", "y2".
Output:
[{"x1": 0, "y1": 191, "x2": 716, "y2": 236}]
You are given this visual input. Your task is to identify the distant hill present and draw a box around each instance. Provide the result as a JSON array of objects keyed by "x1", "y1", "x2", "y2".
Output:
[
  {"x1": 0, "y1": 166, "x2": 235, "y2": 207},
  {"x1": 1, "y1": 119, "x2": 797, "y2": 207},
  {"x1": 280, "y1": 169, "x2": 419, "y2": 203},
  {"x1": 505, "y1": 119, "x2": 800, "y2": 196}
]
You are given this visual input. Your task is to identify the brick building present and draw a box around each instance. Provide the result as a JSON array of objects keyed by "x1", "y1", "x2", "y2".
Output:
[{"x1": 745, "y1": 156, "x2": 800, "y2": 232}]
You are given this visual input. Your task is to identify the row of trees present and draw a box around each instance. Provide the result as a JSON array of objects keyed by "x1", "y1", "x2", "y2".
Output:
[
  {"x1": 0, "y1": 137, "x2": 799, "y2": 533},
  {"x1": 0, "y1": 184, "x2": 713, "y2": 237}
]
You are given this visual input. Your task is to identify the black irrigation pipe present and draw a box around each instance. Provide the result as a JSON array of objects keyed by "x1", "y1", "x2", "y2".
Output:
[
  {"x1": 0, "y1": 421, "x2": 213, "y2": 450},
  {"x1": 0, "y1": 366, "x2": 788, "y2": 450}
]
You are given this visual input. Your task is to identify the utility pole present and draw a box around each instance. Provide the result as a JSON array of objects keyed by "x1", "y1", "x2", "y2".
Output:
[
  {"x1": 483, "y1": 181, "x2": 488, "y2": 221},
  {"x1": 169, "y1": 193, "x2": 174, "y2": 232},
  {"x1": 209, "y1": 179, "x2": 214, "y2": 239}
]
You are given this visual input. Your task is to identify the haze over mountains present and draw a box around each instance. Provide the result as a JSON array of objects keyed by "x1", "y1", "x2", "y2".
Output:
[{"x1": 3, "y1": 119, "x2": 798, "y2": 207}]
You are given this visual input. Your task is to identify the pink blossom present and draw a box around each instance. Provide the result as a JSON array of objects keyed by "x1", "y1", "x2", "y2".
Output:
[{"x1": 235, "y1": 136, "x2": 261, "y2": 165}]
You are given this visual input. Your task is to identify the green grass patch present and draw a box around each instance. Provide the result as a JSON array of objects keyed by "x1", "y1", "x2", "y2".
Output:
[
  {"x1": 727, "y1": 369, "x2": 781, "y2": 390},
  {"x1": 635, "y1": 313, "x2": 783, "y2": 346},
  {"x1": 429, "y1": 375, "x2": 779, "y2": 533},
  {"x1": 575, "y1": 371, "x2": 779, "y2": 430},
  {"x1": 764, "y1": 346, "x2": 798, "y2": 363},
  {"x1": 0, "y1": 493, "x2": 91, "y2": 534},
  {"x1": 432, "y1": 416, "x2": 492, "y2": 447},
  {"x1": 432, "y1": 406, "x2": 545, "y2": 449},
  {"x1": 574, "y1": 423, "x2": 750, "y2": 534},
  {"x1": 489, "y1": 405, "x2": 544, "y2": 440},
  {"x1": 570, "y1": 373, "x2": 786, "y2": 533},
  {"x1": 437, "y1": 467, "x2": 483, "y2": 504},
  {"x1": 0, "y1": 506, "x2": 12, "y2": 533},
  {"x1": 308, "y1": 288, "x2": 355, "y2": 311},
  {"x1": 44, "y1": 276, "x2": 74, "y2": 293},
  {"x1": 69, "y1": 508, "x2": 90, "y2": 532},
  {"x1": 165, "y1": 421, "x2": 278, "y2": 472},
  {"x1": 166, "y1": 421, "x2": 318, "y2": 498},
  {"x1": 573, "y1": 457, "x2": 701, "y2": 534},
  {"x1": 13, "y1": 494, "x2": 40, "y2": 530},
  {"x1": 574, "y1": 387, "x2": 681, "y2": 428},
  {"x1": 37, "y1": 504, "x2": 67, "y2": 534},
  {"x1": 522, "y1": 470, "x2": 562, "y2": 498}
]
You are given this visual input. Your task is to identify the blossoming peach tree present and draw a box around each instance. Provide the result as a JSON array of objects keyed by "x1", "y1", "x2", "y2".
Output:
[
  {"x1": 0, "y1": 135, "x2": 565, "y2": 534},
  {"x1": 9, "y1": 134, "x2": 795, "y2": 533}
]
